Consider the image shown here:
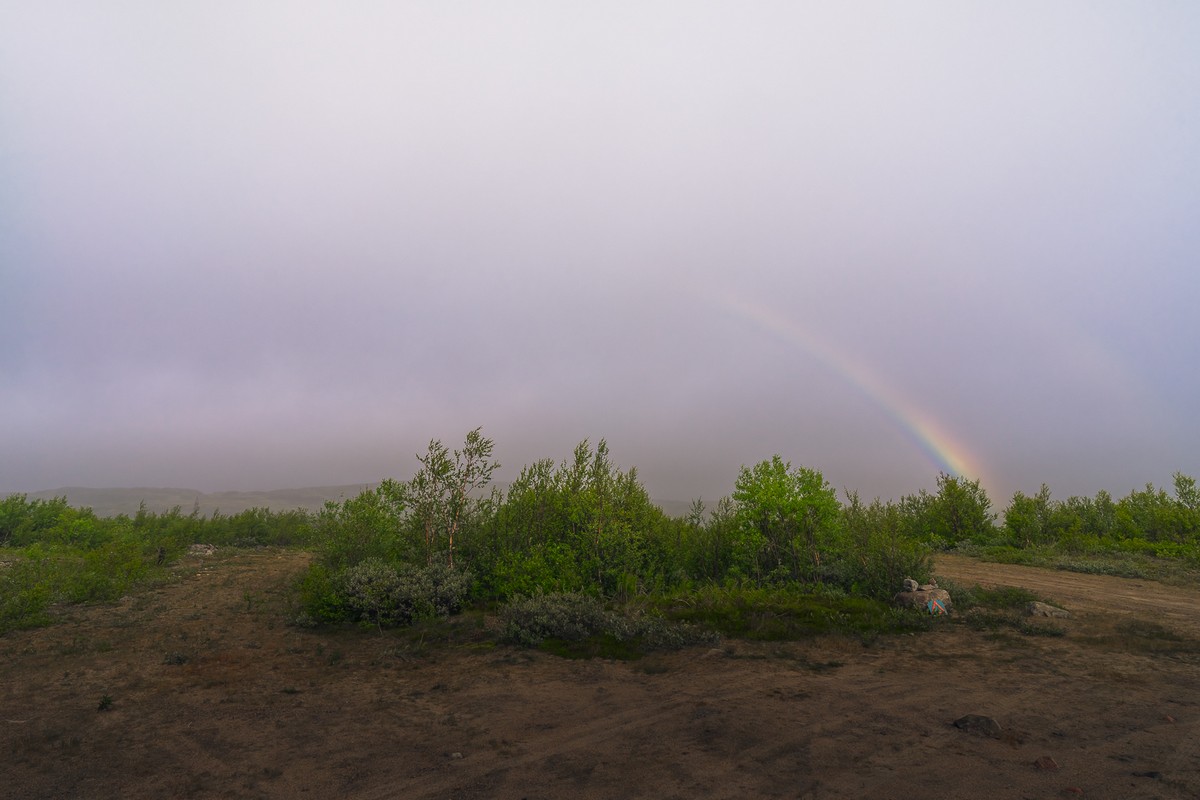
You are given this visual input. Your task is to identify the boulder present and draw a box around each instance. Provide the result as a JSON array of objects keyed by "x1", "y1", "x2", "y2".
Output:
[
  {"x1": 902, "y1": 578, "x2": 919, "y2": 592},
  {"x1": 894, "y1": 587, "x2": 952, "y2": 614},
  {"x1": 1026, "y1": 601, "x2": 1071, "y2": 619},
  {"x1": 954, "y1": 714, "x2": 1002, "y2": 738}
]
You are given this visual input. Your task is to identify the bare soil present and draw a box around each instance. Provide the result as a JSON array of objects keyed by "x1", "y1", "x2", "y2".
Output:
[{"x1": 3, "y1": 550, "x2": 1198, "y2": 799}]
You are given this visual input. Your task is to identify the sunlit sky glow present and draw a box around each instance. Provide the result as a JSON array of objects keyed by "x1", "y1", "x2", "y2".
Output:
[{"x1": 2, "y1": 2, "x2": 1198, "y2": 506}]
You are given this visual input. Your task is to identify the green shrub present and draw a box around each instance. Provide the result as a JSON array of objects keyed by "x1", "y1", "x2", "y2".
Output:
[
  {"x1": 0, "y1": 539, "x2": 169, "y2": 634},
  {"x1": 0, "y1": 555, "x2": 54, "y2": 632},
  {"x1": 338, "y1": 558, "x2": 408, "y2": 626},
  {"x1": 61, "y1": 542, "x2": 149, "y2": 603},
  {"x1": 293, "y1": 562, "x2": 346, "y2": 625},
  {"x1": 396, "y1": 561, "x2": 473, "y2": 618},
  {"x1": 629, "y1": 613, "x2": 720, "y2": 650},
  {"x1": 500, "y1": 592, "x2": 619, "y2": 647},
  {"x1": 304, "y1": 559, "x2": 474, "y2": 628},
  {"x1": 499, "y1": 592, "x2": 717, "y2": 655},
  {"x1": 480, "y1": 543, "x2": 586, "y2": 600}
]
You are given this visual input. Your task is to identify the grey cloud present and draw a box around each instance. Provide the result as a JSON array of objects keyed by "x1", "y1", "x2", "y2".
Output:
[{"x1": 2, "y1": 3, "x2": 1199, "y2": 504}]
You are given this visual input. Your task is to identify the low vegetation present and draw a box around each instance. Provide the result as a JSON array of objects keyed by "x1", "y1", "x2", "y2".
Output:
[
  {"x1": 4, "y1": 428, "x2": 1199, "y2": 652},
  {"x1": 499, "y1": 592, "x2": 718, "y2": 659},
  {"x1": 0, "y1": 495, "x2": 311, "y2": 633},
  {"x1": 933, "y1": 579, "x2": 1065, "y2": 638}
]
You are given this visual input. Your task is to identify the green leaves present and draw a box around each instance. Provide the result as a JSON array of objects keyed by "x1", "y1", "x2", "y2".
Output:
[
  {"x1": 926, "y1": 473, "x2": 994, "y2": 548},
  {"x1": 484, "y1": 438, "x2": 669, "y2": 598},
  {"x1": 730, "y1": 456, "x2": 841, "y2": 581},
  {"x1": 407, "y1": 427, "x2": 500, "y2": 568}
]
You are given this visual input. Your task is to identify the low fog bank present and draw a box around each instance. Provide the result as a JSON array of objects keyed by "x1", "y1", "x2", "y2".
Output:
[{"x1": 23, "y1": 485, "x2": 700, "y2": 520}]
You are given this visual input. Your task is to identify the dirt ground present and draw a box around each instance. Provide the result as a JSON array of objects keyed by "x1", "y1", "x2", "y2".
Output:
[{"x1": 3, "y1": 550, "x2": 1198, "y2": 800}]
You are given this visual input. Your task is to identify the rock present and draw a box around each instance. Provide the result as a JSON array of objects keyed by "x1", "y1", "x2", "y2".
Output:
[
  {"x1": 894, "y1": 587, "x2": 953, "y2": 614},
  {"x1": 187, "y1": 544, "x2": 216, "y2": 557},
  {"x1": 902, "y1": 578, "x2": 919, "y2": 592},
  {"x1": 954, "y1": 714, "x2": 1002, "y2": 738},
  {"x1": 449, "y1": 752, "x2": 464, "y2": 760},
  {"x1": 1026, "y1": 601, "x2": 1071, "y2": 619}
]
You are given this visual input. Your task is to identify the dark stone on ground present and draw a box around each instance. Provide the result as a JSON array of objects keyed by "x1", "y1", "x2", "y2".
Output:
[{"x1": 953, "y1": 714, "x2": 1002, "y2": 738}]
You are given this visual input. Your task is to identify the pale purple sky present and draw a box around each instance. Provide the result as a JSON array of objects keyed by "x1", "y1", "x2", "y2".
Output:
[{"x1": 3, "y1": 2, "x2": 1198, "y2": 506}]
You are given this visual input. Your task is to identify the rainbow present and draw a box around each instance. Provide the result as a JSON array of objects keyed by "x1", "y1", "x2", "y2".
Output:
[{"x1": 705, "y1": 289, "x2": 988, "y2": 485}]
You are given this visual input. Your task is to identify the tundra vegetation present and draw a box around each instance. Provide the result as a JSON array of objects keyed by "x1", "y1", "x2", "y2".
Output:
[{"x1": 3, "y1": 429, "x2": 1199, "y2": 652}]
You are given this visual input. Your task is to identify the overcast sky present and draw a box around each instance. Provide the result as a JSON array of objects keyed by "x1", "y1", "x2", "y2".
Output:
[{"x1": 3, "y1": 2, "x2": 1198, "y2": 507}]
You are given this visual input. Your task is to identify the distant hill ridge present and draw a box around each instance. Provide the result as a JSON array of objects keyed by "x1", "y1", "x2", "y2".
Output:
[
  {"x1": 24, "y1": 485, "x2": 379, "y2": 517},
  {"x1": 22, "y1": 485, "x2": 698, "y2": 519}
]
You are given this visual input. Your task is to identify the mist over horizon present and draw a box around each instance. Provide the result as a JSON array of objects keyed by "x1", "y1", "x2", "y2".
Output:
[{"x1": 3, "y1": 4, "x2": 1198, "y2": 509}]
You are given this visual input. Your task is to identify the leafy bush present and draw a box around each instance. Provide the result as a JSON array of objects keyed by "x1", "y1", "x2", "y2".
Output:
[
  {"x1": 292, "y1": 562, "x2": 345, "y2": 626},
  {"x1": 307, "y1": 558, "x2": 474, "y2": 628},
  {"x1": 479, "y1": 543, "x2": 587, "y2": 600},
  {"x1": 397, "y1": 561, "x2": 474, "y2": 617},
  {"x1": 629, "y1": 614, "x2": 720, "y2": 651},
  {"x1": 312, "y1": 490, "x2": 407, "y2": 572},
  {"x1": 499, "y1": 592, "x2": 717, "y2": 655},
  {"x1": 338, "y1": 558, "x2": 408, "y2": 626},
  {"x1": 836, "y1": 493, "x2": 932, "y2": 599},
  {"x1": 0, "y1": 539, "x2": 162, "y2": 634},
  {"x1": 482, "y1": 440, "x2": 672, "y2": 597},
  {"x1": 730, "y1": 456, "x2": 841, "y2": 582},
  {"x1": 500, "y1": 592, "x2": 622, "y2": 646},
  {"x1": 0, "y1": 555, "x2": 55, "y2": 632}
]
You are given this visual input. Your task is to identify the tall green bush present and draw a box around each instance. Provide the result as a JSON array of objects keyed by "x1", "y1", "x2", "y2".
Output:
[
  {"x1": 730, "y1": 456, "x2": 841, "y2": 581},
  {"x1": 838, "y1": 492, "x2": 932, "y2": 599}
]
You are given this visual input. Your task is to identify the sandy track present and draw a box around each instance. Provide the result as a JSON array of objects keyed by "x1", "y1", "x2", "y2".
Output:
[{"x1": 935, "y1": 554, "x2": 1200, "y2": 636}]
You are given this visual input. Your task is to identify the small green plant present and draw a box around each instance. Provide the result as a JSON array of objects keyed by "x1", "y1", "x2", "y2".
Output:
[{"x1": 97, "y1": 694, "x2": 113, "y2": 711}]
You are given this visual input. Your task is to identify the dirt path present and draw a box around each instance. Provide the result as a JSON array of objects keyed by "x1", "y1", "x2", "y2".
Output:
[
  {"x1": 936, "y1": 554, "x2": 1200, "y2": 637},
  {"x1": 3, "y1": 549, "x2": 1199, "y2": 799}
]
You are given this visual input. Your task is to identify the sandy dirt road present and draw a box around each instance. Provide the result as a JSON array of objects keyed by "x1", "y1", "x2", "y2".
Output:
[{"x1": 936, "y1": 554, "x2": 1200, "y2": 637}]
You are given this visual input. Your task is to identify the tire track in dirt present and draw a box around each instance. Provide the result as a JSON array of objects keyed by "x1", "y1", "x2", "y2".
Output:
[{"x1": 359, "y1": 655, "x2": 806, "y2": 800}]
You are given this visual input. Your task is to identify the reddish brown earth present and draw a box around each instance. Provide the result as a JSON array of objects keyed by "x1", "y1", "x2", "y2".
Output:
[{"x1": 3, "y1": 549, "x2": 1198, "y2": 799}]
